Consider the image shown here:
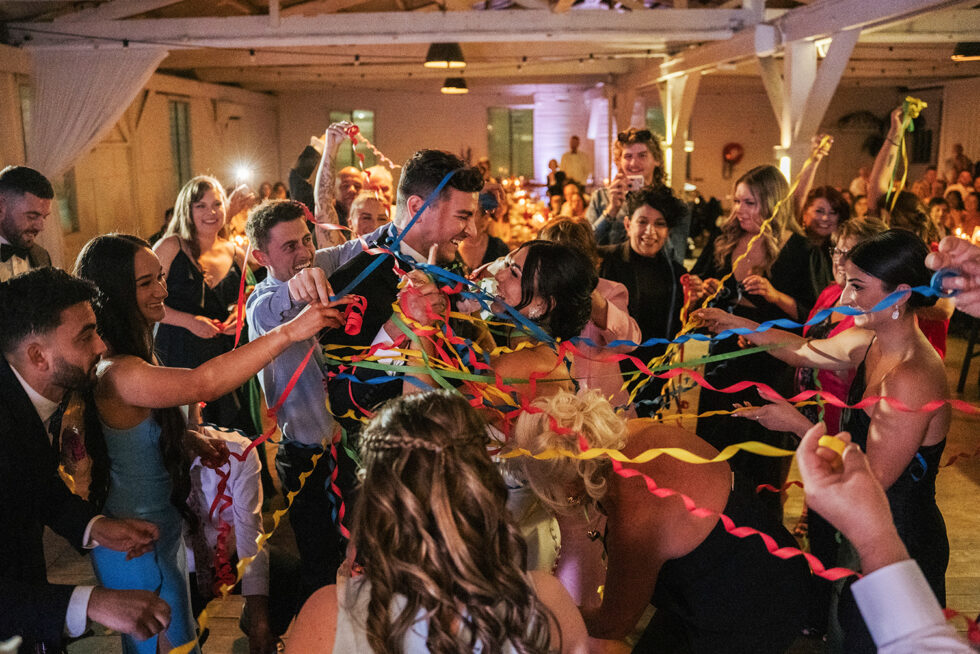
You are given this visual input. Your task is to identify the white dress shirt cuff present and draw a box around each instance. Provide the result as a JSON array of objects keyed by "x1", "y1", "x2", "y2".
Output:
[
  {"x1": 852, "y1": 559, "x2": 945, "y2": 647},
  {"x1": 82, "y1": 515, "x2": 104, "y2": 549},
  {"x1": 371, "y1": 326, "x2": 404, "y2": 375},
  {"x1": 66, "y1": 585, "x2": 95, "y2": 637}
]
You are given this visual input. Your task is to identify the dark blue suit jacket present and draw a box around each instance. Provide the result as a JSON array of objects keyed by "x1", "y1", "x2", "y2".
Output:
[{"x1": 0, "y1": 357, "x2": 98, "y2": 652}]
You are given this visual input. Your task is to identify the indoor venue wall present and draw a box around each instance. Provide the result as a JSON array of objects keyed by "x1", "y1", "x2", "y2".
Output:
[
  {"x1": 685, "y1": 76, "x2": 906, "y2": 204},
  {"x1": 939, "y1": 76, "x2": 980, "y2": 178},
  {"x1": 277, "y1": 87, "x2": 538, "y2": 186},
  {"x1": 61, "y1": 74, "x2": 277, "y2": 265}
]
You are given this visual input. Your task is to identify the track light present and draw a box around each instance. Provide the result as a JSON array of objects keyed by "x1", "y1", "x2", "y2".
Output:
[
  {"x1": 440, "y1": 77, "x2": 468, "y2": 94},
  {"x1": 425, "y1": 42, "x2": 466, "y2": 69}
]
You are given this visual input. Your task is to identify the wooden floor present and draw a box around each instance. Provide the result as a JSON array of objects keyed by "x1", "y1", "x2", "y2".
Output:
[{"x1": 47, "y1": 328, "x2": 980, "y2": 653}]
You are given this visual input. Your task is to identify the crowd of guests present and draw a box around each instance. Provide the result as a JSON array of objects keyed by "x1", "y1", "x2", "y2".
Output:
[{"x1": 2, "y1": 106, "x2": 980, "y2": 654}]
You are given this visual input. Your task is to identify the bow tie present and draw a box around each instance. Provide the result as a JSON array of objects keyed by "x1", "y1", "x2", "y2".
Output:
[{"x1": 0, "y1": 243, "x2": 30, "y2": 263}]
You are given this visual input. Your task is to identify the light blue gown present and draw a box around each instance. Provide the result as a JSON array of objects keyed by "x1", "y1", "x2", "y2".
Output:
[{"x1": 91, "y1": 417, "x2": 200, "y2": 654}]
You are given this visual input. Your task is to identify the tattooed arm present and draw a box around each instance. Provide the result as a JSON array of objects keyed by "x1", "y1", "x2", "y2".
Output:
[{"x1": 314, "y1": 122, "x2": 353, "y2": 243}]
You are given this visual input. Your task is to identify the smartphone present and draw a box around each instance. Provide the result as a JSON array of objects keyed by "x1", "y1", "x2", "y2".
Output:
[{"x1": 627, "y1": 175, "x2": 645, "y2": 192}]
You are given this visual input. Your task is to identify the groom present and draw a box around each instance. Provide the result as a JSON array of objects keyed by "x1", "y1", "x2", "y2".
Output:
[{"x1": 0, "y1": 268, "x2": 171, "y2": 653}]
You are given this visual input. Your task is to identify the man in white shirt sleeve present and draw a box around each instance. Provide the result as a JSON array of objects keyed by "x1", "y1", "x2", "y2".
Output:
[
  {"x1": 0, "y1": 268, "x2": 171, "y2": 653},
  {"x1": 184, "y1": 426, "x2": 300, "y2": 653},
  {"x1": 796, "y1": 422, "x2": 973, "y2": 653}
]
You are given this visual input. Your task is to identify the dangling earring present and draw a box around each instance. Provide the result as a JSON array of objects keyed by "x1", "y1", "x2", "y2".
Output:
[
  {"x1": 528, "y1": 305, "x2": 544, "y2": 320},
  {"x1": 892, "y1": 306, "x2": 900, "y2": 320}
]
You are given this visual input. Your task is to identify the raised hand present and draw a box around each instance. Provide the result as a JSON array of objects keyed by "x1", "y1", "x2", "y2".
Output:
[
  {"x1": 926, "y1": 236, "x2": 980, "y2": 317},
  {"x1": 281, "y1": 299, "x2": 350, "y2": 341},
  {"x1": 692, "y1": 307, "x2": 754, "y2": 334},
  {"x1": 188, "y1": 315, "x2": 222, "y2": 339},
  {"x1": 287, "y1": 267, "x2": 333, "y2": 306},
  {"x1": 227, "y1": 184, "x2": 258, "y2": 220},
  {"x1": 795, "y1": 423, "x2": 906, "y2": 570}
]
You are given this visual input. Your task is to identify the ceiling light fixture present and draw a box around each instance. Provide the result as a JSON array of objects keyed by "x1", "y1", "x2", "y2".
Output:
[
  {"x1": 441, "y1": 77, "x2": 468, "y2": 94},
  {"x1": 425, "y1": 42, "x2": 466, "y2": 69},
  {"x1": 951, "y1": 42, "x2": 980, "y2": 62}
]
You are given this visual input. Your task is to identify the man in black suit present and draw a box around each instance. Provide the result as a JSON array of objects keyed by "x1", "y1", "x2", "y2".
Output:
[
  {"x1": 319, "y1": 149, "x2": 483, "y2": 434},
  {"x1": 0, "y1": 268, "x2": 171, "y2": 653},
  {"x1": 0, "y1": 166, "x2": 55, "y2": 283}
]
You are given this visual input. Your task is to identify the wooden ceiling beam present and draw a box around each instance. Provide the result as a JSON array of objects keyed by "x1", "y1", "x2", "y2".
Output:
[{"x1": 9, "y1": 7, "x2": 746, "y2": 47}]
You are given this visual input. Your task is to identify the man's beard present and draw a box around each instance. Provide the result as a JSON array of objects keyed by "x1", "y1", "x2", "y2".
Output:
[
  {"x1": 51, "y1": 355, "x2": 97, "y2": 391},
  {"x1": 0, "y1": 217, "x2": 34, "y2": 249}
]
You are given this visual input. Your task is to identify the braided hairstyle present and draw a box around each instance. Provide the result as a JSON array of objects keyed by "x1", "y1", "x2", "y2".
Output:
[{"x1": 351, "y1": 390, "x2": 556, "y2": 654}]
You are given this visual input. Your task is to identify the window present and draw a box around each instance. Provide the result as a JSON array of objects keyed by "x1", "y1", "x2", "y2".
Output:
[
  {"x1": 329, "y1": 109, "x2": 376, "y2": 169},
  {"x1": 169, "y1": 100, "x2": 192, "y2": 186},
  {"x1": 487, "y1": 107, "x2": 534, "y2": 179},
  {"x1": 645, "y1": 107, "x2": 666, "y2": 143}
]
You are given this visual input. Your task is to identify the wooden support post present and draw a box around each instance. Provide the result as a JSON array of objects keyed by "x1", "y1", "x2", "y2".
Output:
[{"x1": 657, "y1": 73, "x2": 700, "y2": 188}]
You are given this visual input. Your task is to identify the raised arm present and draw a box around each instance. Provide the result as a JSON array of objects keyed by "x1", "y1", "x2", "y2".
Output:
[
  {"x1": 314, "y1": 122, "x2": 352, "y2": 229},
  {"x1": 868, "y1": 108, "x2": 905, "y2": 211},
  {"x1": 101, "y1": 302, "x2": 345, "y2": 410},
  {"x1": 793, "y1": 135, "x2": 833, "y2": 217},
  {"x1": 693, "y1": 307, "x2": 871, "y2": 371}
]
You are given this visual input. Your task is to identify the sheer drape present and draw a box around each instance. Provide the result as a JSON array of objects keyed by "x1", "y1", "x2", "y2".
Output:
[{"x1": 26, "y1": 47, "x2": 167, "y2": 266}]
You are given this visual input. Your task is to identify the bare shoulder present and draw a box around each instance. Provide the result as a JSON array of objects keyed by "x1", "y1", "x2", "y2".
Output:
[
  {"x1": 494, "y1": 345, "x2": 558, "y2": 379},
  {"x1": 888, "y1": 350, "x2": 948, "y2": 403},
  {"x1": 288, "y1": 584, "x2": 338, "y2": 654},
  {"x1": 153, "y1": 234, "x2": 181, "y2": 267}
]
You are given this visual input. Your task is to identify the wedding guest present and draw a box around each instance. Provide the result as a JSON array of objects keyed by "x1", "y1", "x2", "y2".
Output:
[
  {"x1": 0, "y1": 166, "x2": 53, "y2": 283},
  {"x1": 513, "y1": 389, "x2": 810, "y2": 652},
  {"x1": 75, "y1": 233, "x2": 345, "y2": 654},
  {"x1": 289, "y1": 391, "x2": 588, "y2": 654},
  {"x1": 0, "y1": 267, "x2": 170, "y2": 653},
  {"x1": 246, "y1": 201, "x2": 354, "y2": 594},
  {"x1": 154, "y1": 176, "x2": 259, "y2": 434}
]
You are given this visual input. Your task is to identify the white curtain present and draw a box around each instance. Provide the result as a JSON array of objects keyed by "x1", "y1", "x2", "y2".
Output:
[{"x1": 26, "y1": 46, "x2": 167, "y2": 266}]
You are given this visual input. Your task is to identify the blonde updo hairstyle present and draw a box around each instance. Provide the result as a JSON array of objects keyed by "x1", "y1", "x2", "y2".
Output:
[{"x1": 512, "y1": 389, "x2": 627, "y2": 514}]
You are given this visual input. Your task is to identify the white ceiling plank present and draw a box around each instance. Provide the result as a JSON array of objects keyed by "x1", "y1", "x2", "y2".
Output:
[
  {"x1": 658, "y1": 0, "x2": 965, "y2": 82},
  {"x1": 9, "y1": 8, "x2": 746, "y2": 47},
  {"x1": 54, "y1": 0, "x2": 186, "y2": 22},
  {"x1": 280, "y1": 0, "x2": 370, "y2": 14},
  {"x1": 191, "y1": 55, "x2": 632, "y2": 82}
]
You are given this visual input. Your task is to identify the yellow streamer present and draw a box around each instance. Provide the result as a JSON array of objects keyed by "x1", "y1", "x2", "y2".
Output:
[
  {"x1": 169, "y1": 440, "x2": 331, "y2": 654},
  {"x1": 499, "y1": 439, "x2": 796, "y2": 464}
]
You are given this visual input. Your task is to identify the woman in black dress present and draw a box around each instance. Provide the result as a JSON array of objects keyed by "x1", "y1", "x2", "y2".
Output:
[
  {"x1": 696, "y1": 229, "x2": 949, "y2": 653},
  {"x1": 153, "y1": 175, "x2": 259, "y2": 434},
  {"x1": 691, "y1": 165, "x2": 813, "y2": 519}
]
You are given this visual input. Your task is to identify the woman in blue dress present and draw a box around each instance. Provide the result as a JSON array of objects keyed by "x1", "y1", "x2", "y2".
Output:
[{"x1": 74, "y1": 233, "x2": 346, "y2": 653}]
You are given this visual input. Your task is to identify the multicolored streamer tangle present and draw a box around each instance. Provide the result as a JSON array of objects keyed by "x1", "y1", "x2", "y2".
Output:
[{"x1": 188, "y1": 124, "x2": 978, "y2": 653}]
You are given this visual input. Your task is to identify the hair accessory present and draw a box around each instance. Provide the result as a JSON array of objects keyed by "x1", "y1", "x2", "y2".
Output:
[{"x1": 930, "y1": 267, "x2": 961, "y2": 298}]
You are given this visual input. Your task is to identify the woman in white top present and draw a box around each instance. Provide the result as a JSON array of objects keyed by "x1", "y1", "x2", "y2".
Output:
[{"x1": 288, "y1": 390, "x2": 587, "y2": 654}]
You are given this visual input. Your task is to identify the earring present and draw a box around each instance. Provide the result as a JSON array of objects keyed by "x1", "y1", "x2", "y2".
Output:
[
  {"x1": 528, "y1": 306, "x2": 544, "y2": 320},
  {"x1": 892, "y1": 306, "x2": 900, "y2": 320},
  {"x1": 566, "y1": 495, "x2": 584, "y2": 506}
]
